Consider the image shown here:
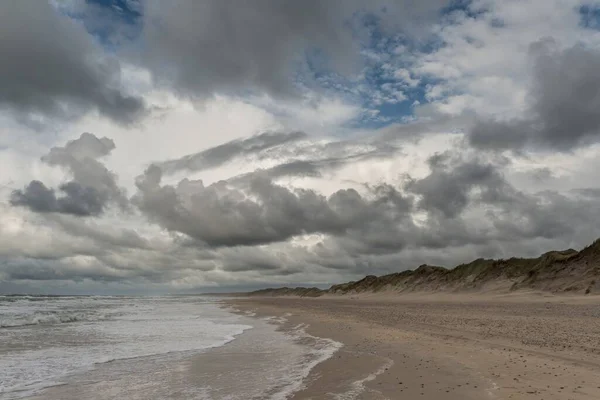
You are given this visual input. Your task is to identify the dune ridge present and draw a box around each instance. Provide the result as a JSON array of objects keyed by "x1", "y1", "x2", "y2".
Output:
[{"x1": 249, "y1": 238, "x2": 600, "y2": 297}]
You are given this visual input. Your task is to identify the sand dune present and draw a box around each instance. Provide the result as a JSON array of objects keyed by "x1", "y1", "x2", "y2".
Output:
[{"x1": 248, "y1": 238, "x2": 600, "y2": 298}]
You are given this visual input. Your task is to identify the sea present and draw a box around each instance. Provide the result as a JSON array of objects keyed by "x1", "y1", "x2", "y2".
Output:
[{"x1": 0, "y1": 295, "x2": 341, "y2": 400}]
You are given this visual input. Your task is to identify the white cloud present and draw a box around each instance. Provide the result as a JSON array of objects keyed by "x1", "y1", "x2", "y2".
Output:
[
  {"x1": 392, "y1": 68, "x2": 421, "y2": 87},
  {"x1": 412, "y1": 0, "x2": 600, "y2": 118}
]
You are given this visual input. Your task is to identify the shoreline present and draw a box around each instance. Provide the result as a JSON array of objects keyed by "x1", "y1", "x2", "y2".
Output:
[{"x1": 227, "y1": 293, "x2": 600, "y2": 399}]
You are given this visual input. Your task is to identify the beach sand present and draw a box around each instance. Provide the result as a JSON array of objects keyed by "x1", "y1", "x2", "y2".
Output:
[{"x1": 228, "y1": 293, "x2": 600, "y2": 399}]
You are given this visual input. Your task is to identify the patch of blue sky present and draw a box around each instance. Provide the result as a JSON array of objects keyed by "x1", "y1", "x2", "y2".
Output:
[
  {"x1": 303, "y1": 18, "x2": 440, "y2": 129},
  {"x1": 580, "y1": 4, "x2": 600, "y2": 30},
  {"x1": 88, "y1": 0, "x2": 141, "y2": 24},
  {"x1": 442, "y1": 0, "x2": 485, "y2": 18},
  {"x1": 440, "y1": 0, "x2": 501, "y2": 32},
  {"x1": 59, "y1": 0, "x2": 142, "y2": 50}
]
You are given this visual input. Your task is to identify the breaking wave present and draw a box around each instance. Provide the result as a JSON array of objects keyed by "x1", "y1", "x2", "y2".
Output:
[{"x1": 0, "y1": 311, "x2": 109, "y2": 328}]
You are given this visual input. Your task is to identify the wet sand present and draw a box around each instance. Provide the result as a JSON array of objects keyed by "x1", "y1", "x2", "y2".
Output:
[{"x1": 229, "y1": 293, "x2": 600, "y2": 399}]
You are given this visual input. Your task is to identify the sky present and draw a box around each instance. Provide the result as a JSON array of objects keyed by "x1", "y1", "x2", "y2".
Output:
[{"x1": 2, "y1": 0, "x2": 600, "y2": 294}]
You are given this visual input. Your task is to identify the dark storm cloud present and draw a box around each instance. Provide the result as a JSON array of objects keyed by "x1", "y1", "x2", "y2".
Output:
[
  {"x1": 141, "y1": 0, "x2": 354, "y2": 97},
  {"x1": 42, "y1": 133, "x2": 128, "y2": 210},
  {"x1": 9, "y1": 181, "x2": 57, "y2": 214},
  {"x1": 134, "y1": 169, "x2": 342, "y2": 247},
  {"x1": 0, "y1": 1, "x2": 145, "y2": 124},
  {"x1": 217, "y1": 247, "x2": 283, "y2": 273},
  {"x1": 470, "y1": 41, "x2": 600, "y2": 151},
  {"x1": 313, "y1": 183, "x2": 600, "y2": 277},
  {"x1": 400, "y1": 153, "x2": 600, "y2": 251},
  {"x1": 134, "y1": 145, "x2": 599, "y2": 263},
  {"x1": 139, "y1": 0, "x2": 450, "y2": 98},
  {"x1": 133, "y1": 166, "x2": 414, "y2": 248},
  {"x1": 484, "y1": 189, "x2": 600, "y2": 242},
  {"x1": 399, "y1": 152, "x2": 585, "y2": 247},
  {"x1": 406, "y1": 153, "x2": 508, "y2": 218},
  {"x1": 10, "y1": 181, "x2": 107, "y2": 217},
  {"x1": 11, "y1": 133, "x2": 128, "y2": 216},
  {"x1": 156, "y1": 131, "x2": 308, "y2": 175},
  {"x1": 5, "y1": 152, "x2": 600, "y2": 290}
]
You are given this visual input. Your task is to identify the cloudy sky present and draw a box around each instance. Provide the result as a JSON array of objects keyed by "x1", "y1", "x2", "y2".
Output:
[{"x1": 2, "y1": 0, "x2": 600, "y2": 294}]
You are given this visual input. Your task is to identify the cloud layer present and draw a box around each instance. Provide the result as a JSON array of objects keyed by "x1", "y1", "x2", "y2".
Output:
[
  {"x1": 470, "y1": 41, "x2": 600, "y2": 151},
  {"x1": 2, "y1": 0, "x2": 600, "y2": 294},
  {"x1": 0, "y1": 1, "x2": 145, "y2": 125}
]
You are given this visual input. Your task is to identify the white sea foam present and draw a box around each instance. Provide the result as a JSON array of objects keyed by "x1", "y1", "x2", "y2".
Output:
[
  {"x1": 190, "y1": 313, "x2": 343, "y2": 400},
  {"x1": 0, "y1": 295, "x2": 117, "y2": 328},
  {"x1": 0, "y1": 297, "x2": 252, "y2": 399},
  {"x1": 332, "y1": 357, "x2": 394, "y2": 400},
  {"x1": 0, "y1": 297, "x2": 343, "y2": 400},
  {"x1": 269, "y1": 322, "x2": 343, "y2": 400}
]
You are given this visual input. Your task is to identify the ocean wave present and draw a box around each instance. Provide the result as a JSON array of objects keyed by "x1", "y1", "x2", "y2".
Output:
[
  {"x1": 96, "y1": 324, "x2": 252, "y2": 365},
  {"x1": 0, "y1": 295, "x2": 81, "y2": 302},
  {"x1": 332, "y1": 357, "x2": 394, "y2": 400},
  {"x1": 262, "y1": 320, "x2": 343, "y2": 400},
  {"x1": 0, "y1": 311, "x2": 107, "y2": 328}
]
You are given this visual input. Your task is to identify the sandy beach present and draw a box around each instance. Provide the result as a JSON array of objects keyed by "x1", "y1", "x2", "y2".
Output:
[{"x1": 229, "y1": 293, "x2": 600, "y2": 399}]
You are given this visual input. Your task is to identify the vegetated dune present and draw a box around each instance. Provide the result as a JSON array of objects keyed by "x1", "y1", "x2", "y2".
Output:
[
  {"x1": 249, "y1": 286, "x2": 325, "y2": 297},
  {"x1": 249, "y1": 238, "x2": 600, "y2": 297}
]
